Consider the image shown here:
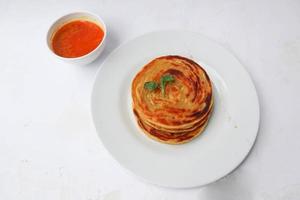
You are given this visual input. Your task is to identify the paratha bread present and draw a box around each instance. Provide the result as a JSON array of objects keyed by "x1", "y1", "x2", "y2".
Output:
[{"x1": 132, "y1": 55, "x2": 213, "y2": 144}]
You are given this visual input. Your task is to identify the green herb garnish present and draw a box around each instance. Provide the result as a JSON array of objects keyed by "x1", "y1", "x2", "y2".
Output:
[
  {"x1": 160, "y1": 75, "x2": 175, "y2": 96},
  {"x1": 143, "y1": 74, "x2": 175, "y2": 96},
  {"x1": 144, "y1": 81, "x2": 159, "y2": 91}
]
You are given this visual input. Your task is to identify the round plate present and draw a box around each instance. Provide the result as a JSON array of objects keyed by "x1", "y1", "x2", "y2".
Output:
[{"x1": 91, "y1": 31, "x2": 259, "y2": 188}]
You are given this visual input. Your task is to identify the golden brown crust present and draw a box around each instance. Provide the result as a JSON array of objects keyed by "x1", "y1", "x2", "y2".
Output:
[
  {"x1": 132, "y1": 55, "x2": 213, "y2": 144},
  {"x1": 134, "y1": 105, "x2": 213, "y2": 144}
]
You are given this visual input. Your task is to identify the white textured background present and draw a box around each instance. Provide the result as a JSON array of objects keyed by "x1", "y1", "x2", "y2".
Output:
[{"x1": 0, "y1": 0, "x2": 300, "y2": 199}]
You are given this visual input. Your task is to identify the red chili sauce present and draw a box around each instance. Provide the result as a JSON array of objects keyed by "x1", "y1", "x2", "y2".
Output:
[{"x1": 52, "y1": 20, "x2": 104, "y2": 58}]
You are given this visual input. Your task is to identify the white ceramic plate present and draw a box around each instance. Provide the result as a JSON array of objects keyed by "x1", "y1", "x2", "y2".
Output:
[{"x1": 91, "y1": 31, "x2": 259, "y2": 188}]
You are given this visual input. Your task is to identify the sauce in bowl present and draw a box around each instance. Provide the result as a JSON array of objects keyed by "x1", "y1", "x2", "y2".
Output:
[{"x1": 52, "y1": 20, "x2": 104, "y2": 58}]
